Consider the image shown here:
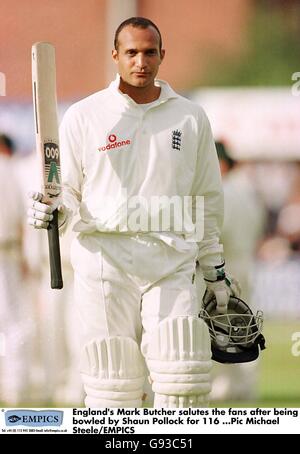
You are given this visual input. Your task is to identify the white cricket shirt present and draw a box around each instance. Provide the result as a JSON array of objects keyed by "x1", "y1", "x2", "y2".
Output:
[{"x1": 59, "y1": 75, "x2": 224, "y2": 266}]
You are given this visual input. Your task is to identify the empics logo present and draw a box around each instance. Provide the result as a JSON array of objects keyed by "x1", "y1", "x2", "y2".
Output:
[
  {"x1": 8, "y1": 415, "x2": 22, "y2": 423},
  {"x1": 98, "y1": 134, "x2": 131, "y2": 152},
  {"x1": 5, "y1": 410, "x2": 63, "y2": 427}
]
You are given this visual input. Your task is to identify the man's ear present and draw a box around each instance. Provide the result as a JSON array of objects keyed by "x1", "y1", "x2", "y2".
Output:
[
  {"x1": 160, "y1": 49, "x2": 165, "y2": 63},
  {"x1": 112, "y1": 49, "x2": 118, "y2": 64}
]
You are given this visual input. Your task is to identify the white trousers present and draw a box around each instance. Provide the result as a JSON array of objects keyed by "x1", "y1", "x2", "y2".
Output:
[{"x1": 70, "y1": 233, "x2": 199, "y2": 357}]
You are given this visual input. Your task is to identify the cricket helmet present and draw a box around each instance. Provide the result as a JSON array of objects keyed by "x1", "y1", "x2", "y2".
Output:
[{"x1": 199, "y1": 296, "x2": 266, "y2": 364}]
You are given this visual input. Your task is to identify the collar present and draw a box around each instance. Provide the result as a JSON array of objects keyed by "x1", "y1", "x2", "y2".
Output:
[{"x1": 108, "y1": 74, "x2": 179, "y2": 108}]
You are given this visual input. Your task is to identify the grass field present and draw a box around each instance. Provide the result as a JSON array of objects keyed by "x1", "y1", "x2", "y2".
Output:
[
  {"x1": 1, "y1": 320, "x2": 299, "y2": 408},
  {"x1": 212, "y1": 319, "x2": 300, "y2": 408}
]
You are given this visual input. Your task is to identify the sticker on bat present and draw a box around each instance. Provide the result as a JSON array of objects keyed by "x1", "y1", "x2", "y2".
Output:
[
  {"x1": 47, "y1": 161, "x2": 60, "y2": 183},
  {"x1": 44, "y1": 142, "x2": 61, "y2": 184},
  {"x1": 44, "y1": 142, "x2": 59, "y2": 163},
  {"x1": 47, "y1": 191, "x2": 61, "y2": 198}
]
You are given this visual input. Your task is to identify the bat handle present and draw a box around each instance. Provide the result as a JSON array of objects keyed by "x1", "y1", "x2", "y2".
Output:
[{"x1": 47, "y1": 208, "x2": 63, "y2": 289}]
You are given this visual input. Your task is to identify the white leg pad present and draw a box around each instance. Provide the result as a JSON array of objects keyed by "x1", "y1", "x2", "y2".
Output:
[
  {"x1": 153, "y1": 394, "x2": 210, "y2": 408},
  {"x1": 147, "y1": 316, "x2": 212, "y2": 408},
  {"x1": 80, "y1": 337, "x2": 145, "y2": 407}
]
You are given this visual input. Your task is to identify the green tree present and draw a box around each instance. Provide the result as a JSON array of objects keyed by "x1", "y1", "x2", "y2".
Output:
[{"x1": 201, "y1": 4, "x2": 300, "y2": 86}]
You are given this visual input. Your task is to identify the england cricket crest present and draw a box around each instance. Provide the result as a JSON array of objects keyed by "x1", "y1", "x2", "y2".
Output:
[{"x1": 172, "y1": 129, "x2": 182, "y2": 151}]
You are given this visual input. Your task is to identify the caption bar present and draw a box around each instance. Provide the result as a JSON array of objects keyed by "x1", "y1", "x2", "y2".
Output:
[{"x1": 1, "y1": 407, "x2": 299, "y2": 435}]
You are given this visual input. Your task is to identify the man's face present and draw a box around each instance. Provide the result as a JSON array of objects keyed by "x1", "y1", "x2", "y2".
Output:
[{"x1": 112, "y1": 25, "x2": 165, "y2": 89}]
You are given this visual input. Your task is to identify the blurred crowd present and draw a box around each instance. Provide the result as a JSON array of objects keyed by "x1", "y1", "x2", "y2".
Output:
[
  {"x1": 0, "y1": 131, "x2": 299, "y2": 406},
  {"x1": 0, "y1": 133, "x2": 83, "y2": 406}
]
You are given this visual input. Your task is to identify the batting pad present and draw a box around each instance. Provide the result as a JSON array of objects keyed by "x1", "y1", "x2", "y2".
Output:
[
  {"x1": 147, "y1": 316, "x2": 212, "y2": 408},
  {"x1": 80, "y1": 336, "x2": 145, "y2": 407}
]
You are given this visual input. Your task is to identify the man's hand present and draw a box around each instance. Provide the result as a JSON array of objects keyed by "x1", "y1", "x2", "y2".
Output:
[
  {"x1": 27, "y1": 191, "x2": 66, "y2": 229},
  {"x1": 27, "y1": 191, "x2": 54, "y2": 229},
  {"x1": 201, "y1": 262, "x2": 241, "y2": 314}
]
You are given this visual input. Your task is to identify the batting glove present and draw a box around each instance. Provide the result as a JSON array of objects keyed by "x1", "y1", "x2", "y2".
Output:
[
  {"x1": 202, "y1": 262, "x2": 241, "y2": 314},
  {"x1": 27, "y1": 191, "x2": 66, "y2": 229}
]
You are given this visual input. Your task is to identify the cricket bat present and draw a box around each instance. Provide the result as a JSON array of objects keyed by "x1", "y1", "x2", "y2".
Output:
[{"x1": 32, "y1": 42, "x2": 63, "y2": 289}]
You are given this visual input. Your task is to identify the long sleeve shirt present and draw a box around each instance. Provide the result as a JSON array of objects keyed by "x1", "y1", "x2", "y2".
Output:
[{"x1": 59, "y1": 75, "x2": 224, "y2": 267}]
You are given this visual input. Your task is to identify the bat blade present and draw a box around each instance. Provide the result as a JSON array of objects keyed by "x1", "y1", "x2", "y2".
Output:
[{"x1": 32, "y1": 42, "x2": 63, "y2": 289}]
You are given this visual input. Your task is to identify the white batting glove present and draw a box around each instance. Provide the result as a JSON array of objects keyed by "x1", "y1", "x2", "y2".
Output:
[
  {"x1": 202, "y1": 262, "x2": 241, "y2": 314},
  {"x1": 27, "y1": 191, "x2": 66, "y2": 229}
]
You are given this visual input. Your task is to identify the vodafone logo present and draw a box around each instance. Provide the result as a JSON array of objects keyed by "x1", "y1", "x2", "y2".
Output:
[
  {"x1": 98, "y1": 134, "x2": 131, "y2": 152},
  {"x1": 108, "y1": 134, "x2": 116, "y2": 143}
]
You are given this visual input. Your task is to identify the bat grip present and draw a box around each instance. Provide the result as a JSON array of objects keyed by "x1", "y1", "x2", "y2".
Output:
[{"x1": 47, "y1": 208, "x2": 63, "y2": 289}]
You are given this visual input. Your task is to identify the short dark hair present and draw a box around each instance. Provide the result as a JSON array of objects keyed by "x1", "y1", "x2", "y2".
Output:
[
  {"x1": 114, "y1": 17, "x2": 162, "y2": 51},
  {"x1": 0, "y1": 134, "x2": 15, "y2": 154}
]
